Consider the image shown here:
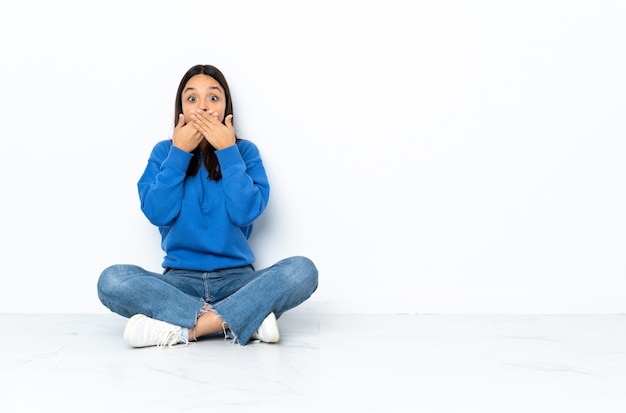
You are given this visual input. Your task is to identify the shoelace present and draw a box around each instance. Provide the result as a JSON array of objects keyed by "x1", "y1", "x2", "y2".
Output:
[{"x1": 155, "y1": 329, "x2": 188, "y2": 349}]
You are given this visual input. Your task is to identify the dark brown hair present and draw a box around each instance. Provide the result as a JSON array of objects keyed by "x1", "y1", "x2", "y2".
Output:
[{"x1": 174, "y1": 64, "x2": 237, "y2": 181}]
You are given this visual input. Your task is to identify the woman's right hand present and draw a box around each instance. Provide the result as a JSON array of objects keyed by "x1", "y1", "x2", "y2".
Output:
[{"x1": 172, "y1": 113, "x2": 203, "y2": 152}]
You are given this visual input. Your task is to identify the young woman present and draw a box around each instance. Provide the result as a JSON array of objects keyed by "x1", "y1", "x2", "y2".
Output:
[{"x1": 97, "y1": 64, "x2": 318, "y2": 348}]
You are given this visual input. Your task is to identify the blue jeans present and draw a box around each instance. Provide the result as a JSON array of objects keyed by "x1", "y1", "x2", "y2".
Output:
[{"x1": 97, "y1": 256, "x2": 318, "y2": 345}]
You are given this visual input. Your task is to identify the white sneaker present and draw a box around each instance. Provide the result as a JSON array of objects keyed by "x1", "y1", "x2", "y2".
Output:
[
  {"x1": 251, "y1": 312, "x2": 280, "y2": 343},
  {"x1": 123, "y1": 314, "x2": 188, "y2": 348}
]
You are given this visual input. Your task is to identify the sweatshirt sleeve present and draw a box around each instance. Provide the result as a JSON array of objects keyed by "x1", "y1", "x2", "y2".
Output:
[
  {"x1": 137, "y1": 141, "x2": 193, "y2": 226},
  {"x1": 216, "y1": 141, "x2": 270, "y2": 227}
]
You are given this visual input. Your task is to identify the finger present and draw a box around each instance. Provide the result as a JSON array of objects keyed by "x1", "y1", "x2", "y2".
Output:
[
  {"x1": 224, "y1": 114, "x2": 234, "y2": 129},
  {"x1": 202, "y1": 110, "x2": 219, "y2": 123},
  {"x1": 194, "y1": 112, "x2": 218, "y2": 133},
  {"x1": 175, "y1": 113, "x2": 185, "y2": 129},
  {"x1": 192, "y1": 110, "x2": 209, "y2": 125}
]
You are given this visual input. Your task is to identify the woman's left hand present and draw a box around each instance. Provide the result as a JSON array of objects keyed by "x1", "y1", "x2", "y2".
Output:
[{"x1": 191, "y1": 109, "x2": 235, "y2": 150}]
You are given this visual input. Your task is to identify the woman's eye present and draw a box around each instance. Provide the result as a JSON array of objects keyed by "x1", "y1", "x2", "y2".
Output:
[
  {"x1": 210, "y1": 95, "x2": 218, "y2": 102},
  {"x1": 187, "y1": 96, "x2": 196, "y2": 103}
]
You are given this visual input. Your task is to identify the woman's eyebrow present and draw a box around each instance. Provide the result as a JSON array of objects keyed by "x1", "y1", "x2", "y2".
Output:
[{"x1": 183, "y1": 86, "x2": 222, "y2": 94}]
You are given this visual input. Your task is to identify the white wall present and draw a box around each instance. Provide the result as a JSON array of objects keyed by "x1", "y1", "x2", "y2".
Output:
[{"x1": 1, "y1": 0, "x2": 625, "y2": 314}]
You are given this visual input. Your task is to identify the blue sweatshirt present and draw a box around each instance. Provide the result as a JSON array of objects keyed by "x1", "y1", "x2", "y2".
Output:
[{"x1": 137, "y1": 139, "x2": 270, "y2": 271}]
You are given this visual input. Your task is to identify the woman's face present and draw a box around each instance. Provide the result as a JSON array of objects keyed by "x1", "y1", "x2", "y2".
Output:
[{"x1": 181, "y1": 74, "x2": 226, "y2": 123}]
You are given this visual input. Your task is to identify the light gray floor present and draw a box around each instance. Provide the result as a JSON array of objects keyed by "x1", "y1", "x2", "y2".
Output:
[{"x1": 2, "y1": 313, "x2": 626, "y2": 412}]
